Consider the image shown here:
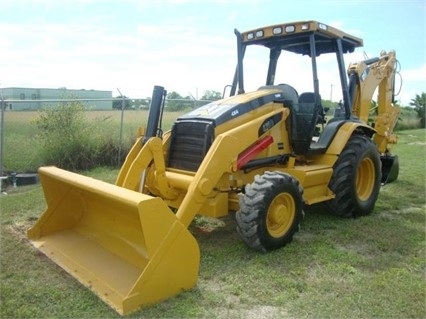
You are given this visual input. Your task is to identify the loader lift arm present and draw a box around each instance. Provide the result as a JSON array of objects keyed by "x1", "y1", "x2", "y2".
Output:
[{"x1": 118, "y1": 107, "x2": 290, "y2": 227}]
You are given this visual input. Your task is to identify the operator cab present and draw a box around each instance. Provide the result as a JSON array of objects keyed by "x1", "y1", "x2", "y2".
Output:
[{"x1": 231, "y1": 21, "x2": 363, "y2": 155}]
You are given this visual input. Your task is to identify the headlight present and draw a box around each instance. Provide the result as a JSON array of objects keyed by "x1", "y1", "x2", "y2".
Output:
[
  {"x1": 273, "y1": 27, "x2": 283, "y2": 35},
  {"x1": 285, "y1": 25, "x2": 295, "y2": 33},
  {"x1": 319, "y1": 23, "x2": 327, "y2": 31}
]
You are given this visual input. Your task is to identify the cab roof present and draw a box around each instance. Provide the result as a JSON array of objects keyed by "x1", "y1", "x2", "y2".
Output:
[{"x1": 241, "y1": 20, "x2": 363, "y2": 56}]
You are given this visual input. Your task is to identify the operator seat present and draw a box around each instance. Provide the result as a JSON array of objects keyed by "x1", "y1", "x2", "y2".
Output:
[
  {"x1": 258, "y1": 83, "x2": 298, "y2": 108},
  {"x1": 298, "y1": 92, "x2": 317, "y2": 113},
  {"x1": 291, "y1": 92, "x2": 322, "y2": 154}
]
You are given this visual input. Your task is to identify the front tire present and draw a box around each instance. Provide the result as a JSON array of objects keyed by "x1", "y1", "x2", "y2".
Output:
[
  {"x1": 327, "y1": 134, "x2": 381, "y2": 218},
  {"x1": 236, "y1": 171, "x2": 304, "y2": 252}
]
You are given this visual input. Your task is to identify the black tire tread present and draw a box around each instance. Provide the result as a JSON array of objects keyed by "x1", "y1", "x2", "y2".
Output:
[
  {"x1": 236, "y1": 171, "x2": 304, "y2": 252},
  {"x1": 327, "y1": 134, "x2": 381, "y2": 218}
]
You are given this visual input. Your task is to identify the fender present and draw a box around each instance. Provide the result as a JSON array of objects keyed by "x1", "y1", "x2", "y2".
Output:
[{"x1": 325, "y1": 121, "x2": 376, "y2": 156}]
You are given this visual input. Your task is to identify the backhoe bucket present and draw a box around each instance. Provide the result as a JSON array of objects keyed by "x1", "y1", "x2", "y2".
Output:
[
  {"x1": 381, "y1": 154, "x2": 399, "y2": 184},
  {"x1": 27, "y1": 167, "x2": 200, "y2": 315}
]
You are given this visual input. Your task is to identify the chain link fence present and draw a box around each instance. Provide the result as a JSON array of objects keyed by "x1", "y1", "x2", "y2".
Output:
[{"x1": 0, "y1": 95, "x2": 215, "y2": 184}]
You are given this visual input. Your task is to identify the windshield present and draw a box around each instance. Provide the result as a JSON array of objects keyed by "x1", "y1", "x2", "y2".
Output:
[{"x1": 240, "y1": 44, "x2": 346, "y2": 104}]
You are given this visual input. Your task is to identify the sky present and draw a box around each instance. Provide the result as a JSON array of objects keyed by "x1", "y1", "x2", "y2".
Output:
[{"x1": 0, "y1": 0, "x2": 425, "y2": 105}]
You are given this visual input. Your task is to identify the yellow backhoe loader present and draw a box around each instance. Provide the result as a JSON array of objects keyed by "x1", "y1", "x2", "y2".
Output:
[{"x1": 28, "y1": 20, "x2": 400, "y2": 315}]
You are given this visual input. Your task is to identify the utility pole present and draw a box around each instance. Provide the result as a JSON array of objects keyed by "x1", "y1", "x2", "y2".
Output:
[
  {"x1": 0, "y1": 84, "x2": 4, "y2": 178},
  {"x1": 116, "y1": 88, "x2": 125, "y2": 166}
]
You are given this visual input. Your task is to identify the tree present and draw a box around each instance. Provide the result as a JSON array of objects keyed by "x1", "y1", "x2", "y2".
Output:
[
  {"x1": 112, "y1": 95, "x2": 131, "y2": 110},
  {"x1": 133, "y1": 98, "x2": 150, "y2": 110},
  {"x1": 165, "y1": 90, "x2": 222, "y2": 111},
  {"x1": 166, "y1": 91, "x2": 191, "y2": 111},
  {"x1": 197, "y1": 90, "x2": 222, "y2": 107},
  {"x1": 200, "y1": 90, "x2": 222, "y2": 101},
  {"x1": 409, "y1": 92, "x2": 426, "y2": 128}
]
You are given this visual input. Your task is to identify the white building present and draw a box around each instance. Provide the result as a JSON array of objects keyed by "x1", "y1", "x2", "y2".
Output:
[{"x1": 1, "y1": 87, "x2": 112, "y2": 110}]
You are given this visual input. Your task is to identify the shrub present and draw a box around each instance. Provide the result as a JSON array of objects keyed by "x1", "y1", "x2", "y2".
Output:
[
  {"x1": 33, "y1": 101, "x2": 128, "y2": 171},
  {"x1": 409, "y1": 92, "x2": 426, "y2": 128},
  {"x1": 394, "y1": 106, "x2": 422, "y2": 131}
]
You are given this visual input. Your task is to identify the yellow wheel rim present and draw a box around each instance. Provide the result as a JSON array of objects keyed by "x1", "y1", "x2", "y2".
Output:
[
  {"x1": 266, "y1": 193, "x2": 295, "y2": 238},
  {"x1": 356, "y1": 157, "x2": 375, "y2": 201}
]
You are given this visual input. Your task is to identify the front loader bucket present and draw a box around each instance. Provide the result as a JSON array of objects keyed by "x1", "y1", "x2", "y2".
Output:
[{"x1": 27, "y1": 167, "x2": 200, "y2": 315}]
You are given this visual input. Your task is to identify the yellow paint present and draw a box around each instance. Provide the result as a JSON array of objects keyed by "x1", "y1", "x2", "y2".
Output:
[{"x1": 28, "y1": 167, "x2": 199, "y2": 315}]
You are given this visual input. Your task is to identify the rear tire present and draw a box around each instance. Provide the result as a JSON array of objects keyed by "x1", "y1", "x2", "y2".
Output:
[
  {"x1": 236, "y1": 171, "x2": 304, "y2": 252},
  {"x1": 327, "y1": 134, "x2": 381, "y2": 218}
]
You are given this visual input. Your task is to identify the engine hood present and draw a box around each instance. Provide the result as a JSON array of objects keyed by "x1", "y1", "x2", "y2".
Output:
[{"x1": 177, "y1": 89, "x2": 284, "y2": 126}]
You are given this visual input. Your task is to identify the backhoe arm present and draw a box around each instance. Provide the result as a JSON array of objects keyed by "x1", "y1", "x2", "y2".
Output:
[{"x1": 348, "y1": 50, "x2": 400, "y2": 152}]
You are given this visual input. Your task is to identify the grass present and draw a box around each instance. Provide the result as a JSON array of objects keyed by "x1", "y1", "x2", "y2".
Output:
[
  {"x1": 0, "y1": 129, "x2": 425, "y2": 318},
  {"x1": 1, "y1": 110, "x2": 183, "y2": 172},
  {"x1": 2, "y1": 108, "x2": 422, "y2": 172}
]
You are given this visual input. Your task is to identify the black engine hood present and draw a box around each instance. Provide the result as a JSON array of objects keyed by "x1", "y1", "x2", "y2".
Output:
[{"x1": 176, "y1": 89, "x2": 284, "y2": 126}]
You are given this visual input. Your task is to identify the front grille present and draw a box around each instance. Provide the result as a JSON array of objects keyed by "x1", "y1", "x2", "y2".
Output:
[{"x1": 168, "y1": 120, "x2": 215, "y2": 171}]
